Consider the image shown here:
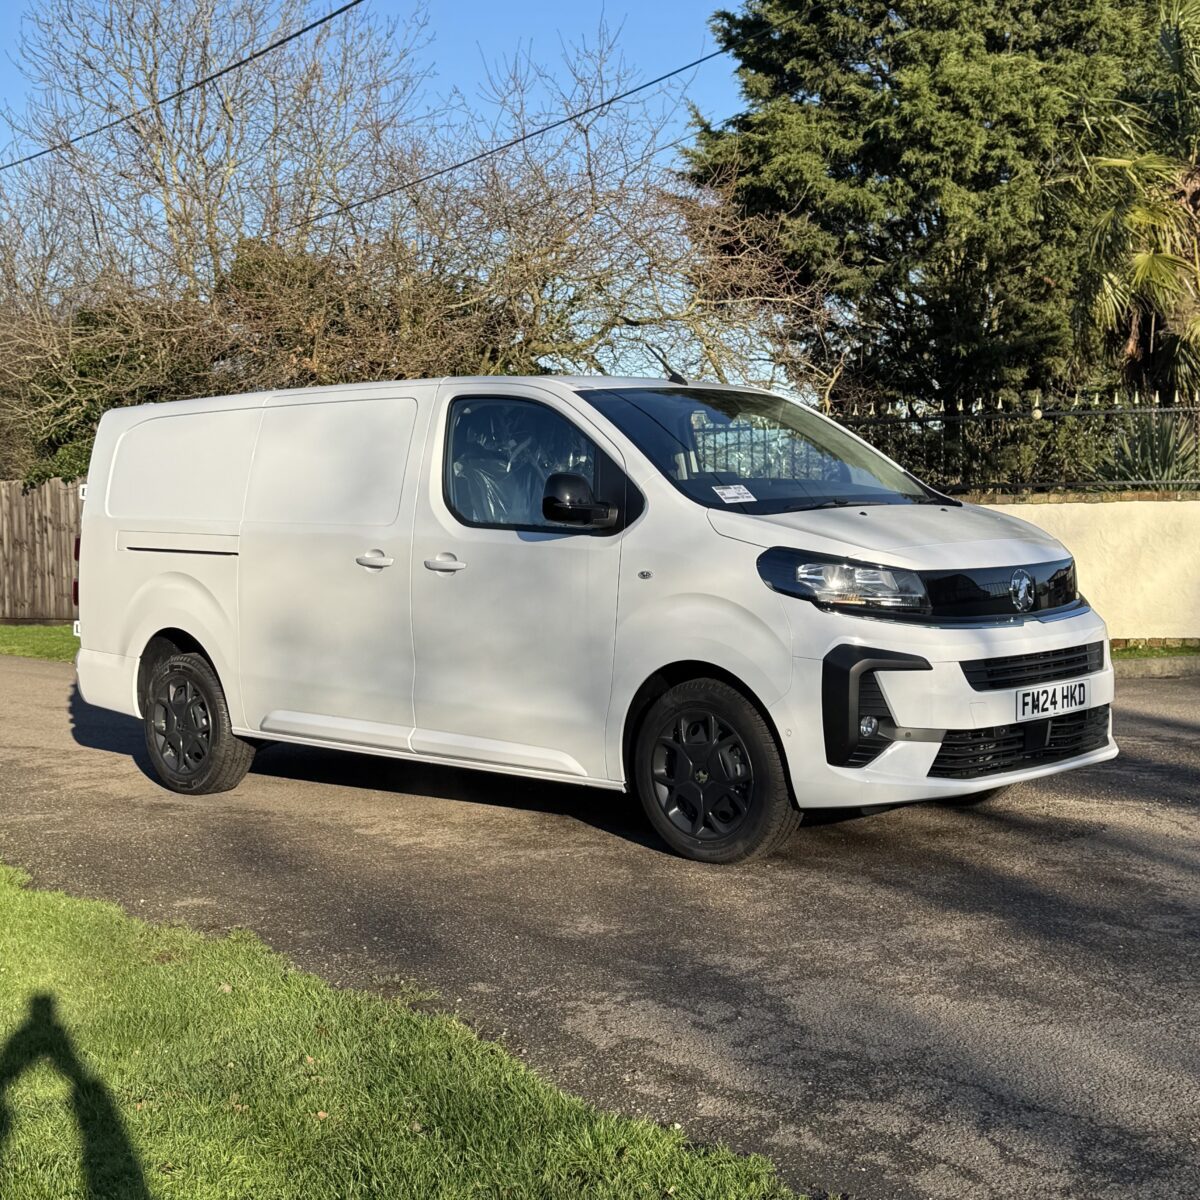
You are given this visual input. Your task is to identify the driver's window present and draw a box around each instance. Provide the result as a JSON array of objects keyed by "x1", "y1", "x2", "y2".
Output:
[{"x1": 445, "y1": 398, "x2": 598, "y2": 529}]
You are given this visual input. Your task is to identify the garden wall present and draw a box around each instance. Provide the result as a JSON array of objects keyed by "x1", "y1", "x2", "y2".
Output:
[{"x1": 980, "y1": 494, "x2": 1200, "y2": 640}]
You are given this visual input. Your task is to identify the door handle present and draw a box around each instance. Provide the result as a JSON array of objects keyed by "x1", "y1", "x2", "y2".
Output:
[
  {"x1": 424, "y1": 555, "x2": 467, "y2": 573},
  {"x1": 356, "y1": 551, "x2": 395, "y2": 569}
]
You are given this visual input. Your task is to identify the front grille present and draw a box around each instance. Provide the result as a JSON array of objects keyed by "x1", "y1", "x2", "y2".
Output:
[
  {"x1": 928, "y1": 704, "x2": 1110, "y2": 780},
  {"x1": 846, "y1": 672, "x2": 891, "y2": 767},
  {"x1": 960, "y1": 642, "x2": 1104, "y2": 691},
  {"x1": 919, "y1": 557, "x2": 1077, "y2": 620}
]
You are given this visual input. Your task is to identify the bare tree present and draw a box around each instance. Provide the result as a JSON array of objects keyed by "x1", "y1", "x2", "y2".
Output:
[
  {"x1": 0, "y1": 3, "x2": 830, "y2": 482},
  {"x1": 3, "y1": 0, "x2": 431, "y2": 290}
]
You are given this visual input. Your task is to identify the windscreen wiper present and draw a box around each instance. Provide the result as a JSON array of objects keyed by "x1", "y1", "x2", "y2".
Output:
[{"x1": 790, "y1": 497, "x2": 892, "y2": 510}]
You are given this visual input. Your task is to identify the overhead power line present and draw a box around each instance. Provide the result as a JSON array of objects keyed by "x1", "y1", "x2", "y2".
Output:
[
  {"x1": 302, "y1": 15, "x2": 792, "y2": 229},
  {"x1": 304, "y1": 44, "x2": 732, "y2": 225},
  {"x1": 0, "y1": 0, "x2": 365, "y2": 172}
]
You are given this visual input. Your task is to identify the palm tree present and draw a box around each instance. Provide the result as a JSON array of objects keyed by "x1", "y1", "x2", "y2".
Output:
[{"x1": 1074, "y1": 0, "x2": 1200, "y2": 397}]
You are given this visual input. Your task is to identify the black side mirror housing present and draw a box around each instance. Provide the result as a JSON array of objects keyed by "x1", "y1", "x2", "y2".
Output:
[{"x1": 542, "y1": 473, "x2": 618, "y2": 529}]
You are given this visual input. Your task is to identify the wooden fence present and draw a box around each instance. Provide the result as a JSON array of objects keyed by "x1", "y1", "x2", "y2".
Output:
[{"x1": 0, "y1": 479, "x2": 82, "y2": 623}]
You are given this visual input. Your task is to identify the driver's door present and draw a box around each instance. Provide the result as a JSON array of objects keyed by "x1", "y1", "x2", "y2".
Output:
[{"x1": 408, "y1": 385, "x2": 632, "y2": 781}]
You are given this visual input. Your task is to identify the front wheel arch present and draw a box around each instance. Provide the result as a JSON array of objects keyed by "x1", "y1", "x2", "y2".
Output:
[{"x1": 622, "y1": 661, "x2": 795, "y2": 807}]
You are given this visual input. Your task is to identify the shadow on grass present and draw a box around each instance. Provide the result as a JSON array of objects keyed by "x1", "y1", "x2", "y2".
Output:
[{"x1": 0, "y1": 994, "x2": 149, "y2": 1199}]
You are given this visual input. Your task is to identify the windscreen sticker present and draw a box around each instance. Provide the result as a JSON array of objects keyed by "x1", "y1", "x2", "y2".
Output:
[{"x1": 712, "y1": 484, "x2": 756, "y2": 504}]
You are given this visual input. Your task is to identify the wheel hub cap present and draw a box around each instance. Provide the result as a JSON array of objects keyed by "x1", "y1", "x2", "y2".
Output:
[
  {"x1": 151, "y1": 673, "x2": 212, "y2": 777},
  {"x1": 649, "y1": 710, "x2": 755, "y2": 841}
]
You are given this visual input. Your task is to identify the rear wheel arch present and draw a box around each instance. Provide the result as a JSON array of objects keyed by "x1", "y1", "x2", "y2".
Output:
[{"x1": 137, "y1": 628, "x2": 217, "y2": 716}]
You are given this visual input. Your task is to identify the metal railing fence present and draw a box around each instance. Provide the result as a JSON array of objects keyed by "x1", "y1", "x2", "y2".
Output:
[{"x1": 836, "y1": 404, "x2": 1200, "y2": 494}]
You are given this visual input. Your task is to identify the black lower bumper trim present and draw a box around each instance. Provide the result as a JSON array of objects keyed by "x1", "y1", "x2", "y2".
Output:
[{"x1": 928, "y1": 704, "x2": 1110, "y2": 779}]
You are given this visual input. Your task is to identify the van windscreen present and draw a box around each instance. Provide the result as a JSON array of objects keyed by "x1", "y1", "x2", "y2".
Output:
[{"x1": 576, "y1": 387, "x2": 938, "y2": 514}]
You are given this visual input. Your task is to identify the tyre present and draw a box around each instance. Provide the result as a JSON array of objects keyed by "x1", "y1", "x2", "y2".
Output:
[
  {"x1": 938, "y1": 785, "x2": 1011, "y2": 807},
  {"x1": 633, "y1": 678, "x2": 800, "y2": 863},
  {"x1": 142, "y1": 652, "x2": 255, "y2": 794}
]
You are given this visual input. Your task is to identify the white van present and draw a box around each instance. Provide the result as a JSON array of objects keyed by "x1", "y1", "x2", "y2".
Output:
[{"x1": 76, "y1": 377, "x2": 1117, "y2": 862}]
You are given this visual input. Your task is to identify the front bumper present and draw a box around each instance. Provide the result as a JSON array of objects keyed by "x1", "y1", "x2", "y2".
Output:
[{"x1": 769, "y1": 605, "x2": 1118, "y2": 808}]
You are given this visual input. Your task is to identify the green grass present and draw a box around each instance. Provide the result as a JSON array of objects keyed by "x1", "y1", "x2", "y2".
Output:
[
  {"x1": 0, "y1": 865, "x2": 801, "y2": 1199},
  {"x1": 0, "y1": 625, "x2": 77, "y2": 663},
  {"x1": 1111, "y1": 643, "x2": 1200, "y2": 659}
]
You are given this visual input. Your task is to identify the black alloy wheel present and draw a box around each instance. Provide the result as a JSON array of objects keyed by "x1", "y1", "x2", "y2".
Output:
[
  {"x1": 142, "y1": 652, "x2": 255, "y2": 794},
  {"x1": 634, "y1": 678, "x2": 800, "y2": 863},
  {"x1": 151, "y1": 673, "x2": 213, "y2": 777},
  {"x1": 650, "y1": 709, "x2": 756, "y2": 841}
]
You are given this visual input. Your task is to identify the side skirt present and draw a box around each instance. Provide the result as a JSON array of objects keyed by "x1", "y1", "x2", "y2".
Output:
[{"x1": 234, "y1": 725, "x2": 626, "y2": 791}]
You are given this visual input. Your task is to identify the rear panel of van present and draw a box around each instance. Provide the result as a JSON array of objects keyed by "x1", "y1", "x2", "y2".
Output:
[{"x1": 76, "y1": 394, "x2": 269, "y2": 720}]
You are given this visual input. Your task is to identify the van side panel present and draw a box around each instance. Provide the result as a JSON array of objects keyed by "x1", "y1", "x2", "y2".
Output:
[
  {"x1": 77, "y1": 396, "x2": 268, "y2": 720},
  {"x1": 106, "y1": 409, "x2": 260, "y2": 525},
  {"x1": 244, "y1": 398, "x2": 415, "y2": 527}
]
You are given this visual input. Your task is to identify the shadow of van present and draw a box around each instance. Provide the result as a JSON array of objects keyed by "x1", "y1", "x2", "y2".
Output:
[
  {"x1": 68, "y1": 683, "x2": 151, "y2": 769},
  {"x1": 66, "y1": 682, "x2": 697, "y2": 849}
]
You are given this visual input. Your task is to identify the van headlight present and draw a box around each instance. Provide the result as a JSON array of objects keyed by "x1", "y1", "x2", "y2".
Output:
[{"x1": 757, "y1": 548, "x2": 931, "y2": 616}]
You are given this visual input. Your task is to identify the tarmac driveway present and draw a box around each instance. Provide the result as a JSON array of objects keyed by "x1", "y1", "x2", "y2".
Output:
[{"x1": 0, "y1": 654, "x2": 1196, "y2": 1199}]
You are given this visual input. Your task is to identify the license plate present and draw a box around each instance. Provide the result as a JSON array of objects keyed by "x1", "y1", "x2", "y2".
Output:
[{"x1": 1016, "y1": 680, "x2": 1088, "y2": 721}]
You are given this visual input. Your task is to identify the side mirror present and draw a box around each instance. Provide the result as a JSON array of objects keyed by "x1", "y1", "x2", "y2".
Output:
[{"x1": 542, "y1": 473, "x2": 618, "y2": 529}]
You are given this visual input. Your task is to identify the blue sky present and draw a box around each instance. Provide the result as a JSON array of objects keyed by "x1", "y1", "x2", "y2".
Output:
[{"x1": 0, "y1": 0, "x2": 745, "y2": 155}]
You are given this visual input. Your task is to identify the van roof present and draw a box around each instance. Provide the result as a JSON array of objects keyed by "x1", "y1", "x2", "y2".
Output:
[
  {"x1": 108, "y1": 375, "x2": 777, "y2": 419},
  {"x1": 261, "y1": 375, "x2": 768, "y2": 394}
]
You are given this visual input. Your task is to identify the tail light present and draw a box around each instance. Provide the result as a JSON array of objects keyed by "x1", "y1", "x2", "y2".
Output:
[{"x1": 73, "y1": 536, "x2": 80, "y2": 608}]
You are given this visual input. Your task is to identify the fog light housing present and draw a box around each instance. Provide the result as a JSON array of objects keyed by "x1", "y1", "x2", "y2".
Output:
[{"x1": 859, "y1": 715, "x2": 879, "y2": 739}]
